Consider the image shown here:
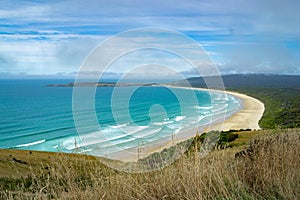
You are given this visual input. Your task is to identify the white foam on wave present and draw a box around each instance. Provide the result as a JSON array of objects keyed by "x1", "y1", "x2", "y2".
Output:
[
  {"x1": 16, "y1": 139, "x2": 46, "y2": 147},
  {"x1": 175, "y1": 116, "x2": 186, "y2": 122},
  {"x1": 229, "y1": 95, "x2": 241, "y2": 104},
  {"x1": 174, "y1": 127, "x2": 182, "y2": 133},
  {"x1": 78, "y1": 148, "x2": 93, "y2": 154},
  {"x1": 212, "y1": 104, "x2": 228, "y2": 113},
  {"x1": 61, "y1": 125, "x2": 150, "y2": 150},
  {"x1": 198, "y1": 115, "x2": 207, "y2": 122},
  {"x1": 62, "y1": 125, "x2": 164, "y2": 151},
  {"x1": 100, "y1": 137, "x2": 136, "y2": 148},
  {"x1": 211, "y1": 93, "x2": 222, "y2": 101},
  {"x1": 221, "y1": 94, "x2": 229, "y2": 101},
  {"x1": 152, "y1": 121, "x2": 173, "y2": 125},
  {"x1": 132, "y1": 127, "x2": 162, "y2": 139},
  {"x1": 122, "y1": 125, "x2": 149, "y2": 134},
  {"x1": 96, "y1": 127, "x2": 162, "y2": 149},
  {"x1": 197, "y1": 106, "x2": 213, "y2": 110},
  {"x1": 166, "y1": 123, "x2": 181, "y2": 129},
  {"x1": 111, "y1": 123, "x2": 129, "y2": 128},
  {"x1": 91, "y1": 127, "x2": 162, "y2": 148}
]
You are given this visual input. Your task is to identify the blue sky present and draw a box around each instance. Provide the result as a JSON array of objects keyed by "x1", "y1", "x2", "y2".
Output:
[{"x1": 0, "y1": 0, "x2": 300, "y2": 77}]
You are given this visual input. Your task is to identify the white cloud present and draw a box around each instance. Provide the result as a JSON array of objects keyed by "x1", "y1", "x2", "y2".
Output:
[
  {"x1": 0, "y1": 0, "x2": 299, "y2": 76},
  {"x1": 0, "y1": 36, "x2": 105, "y2": 75},
  {"x1": 220, "y1": 42, "x2": 299, "y2": 74},
  {"x1": 0, "y1": 4, "x2": 50, "y2": 20}
]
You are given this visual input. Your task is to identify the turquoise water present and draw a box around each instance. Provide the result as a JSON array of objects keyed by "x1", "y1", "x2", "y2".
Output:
[{"x1": 0, "y1": 79, "x2": 241, "y2": 156}]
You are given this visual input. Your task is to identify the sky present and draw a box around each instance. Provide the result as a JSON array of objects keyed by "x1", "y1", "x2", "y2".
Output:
[{"x1": 0, "y1": 0, "x2": 300, "y2": 78}]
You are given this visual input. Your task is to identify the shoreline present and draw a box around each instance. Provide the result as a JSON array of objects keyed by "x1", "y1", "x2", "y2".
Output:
[
  {"x1": 172, "y1": 86, "x2": 265, "y2": 131},
  {"x1": 103, "y1": 87, "x2": 265, "y2": 162},
  {"x1": 1, "y1": 86, "x2": 265, "y2": 163},
  {"x1": 204, "y1": 89, "x2": 264, "y2": 132}
]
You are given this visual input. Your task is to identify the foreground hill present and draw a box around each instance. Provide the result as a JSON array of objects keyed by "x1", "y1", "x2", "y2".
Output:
[{"x1": 0, "y1": 129, "x2": 299, "y2": 199}]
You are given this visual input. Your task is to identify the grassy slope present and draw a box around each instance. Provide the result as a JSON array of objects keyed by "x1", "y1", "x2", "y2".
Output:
[
  {"x1": 0, "y1": 149, "x2": 102, "y2": 178},
  {"x1": 0, "y1": 129, "x2": 299, "y2": 199}
]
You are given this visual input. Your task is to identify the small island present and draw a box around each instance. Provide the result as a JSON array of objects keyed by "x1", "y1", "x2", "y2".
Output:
[{"x1": 46, "y1": 82, "x2": 160, "y2": 87}]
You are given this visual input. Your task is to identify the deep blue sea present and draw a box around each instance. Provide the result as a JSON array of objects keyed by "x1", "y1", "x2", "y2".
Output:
[{"x1": 0, "y1": 79, "x2": 241, "y2": 157}]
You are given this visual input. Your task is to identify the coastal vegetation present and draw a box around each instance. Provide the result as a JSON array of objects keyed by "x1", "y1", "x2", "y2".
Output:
[{"x1": 230, "y1": 88, "x2": 300, "y2": 129}]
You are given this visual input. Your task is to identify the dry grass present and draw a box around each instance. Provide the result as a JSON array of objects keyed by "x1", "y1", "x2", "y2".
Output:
[
  {"x1": 237, "y1": 129, "x2": 300, "y2": 199},
  {"x1": 0, "y1": 129, "x2": 299, "y2": 199}
]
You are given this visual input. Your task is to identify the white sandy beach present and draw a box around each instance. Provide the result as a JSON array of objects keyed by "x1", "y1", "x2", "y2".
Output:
[
  {"x1": 204, "y1": 90, "x2": 265, "y2": 132},
  {"x1": 103, "y1": 87, "x2": 265, "y2": 162}
]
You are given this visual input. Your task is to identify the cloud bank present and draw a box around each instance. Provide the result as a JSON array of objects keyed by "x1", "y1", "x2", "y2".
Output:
[{"x1": 0, "y1": 0, "x2": 299, "y2": 77}]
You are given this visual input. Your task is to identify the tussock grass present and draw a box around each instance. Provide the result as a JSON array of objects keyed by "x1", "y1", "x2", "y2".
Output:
[
  {"x1": 1, "y1": 129, "x2": 299, "y2": 199},
  {"x1": 237, "y1": 130, "x2": 300, "y2": 199}
]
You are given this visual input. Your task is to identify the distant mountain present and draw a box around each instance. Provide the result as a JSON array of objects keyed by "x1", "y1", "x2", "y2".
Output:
[{"x1": 177, "y1": 74, "x2": 300, "y2": 88}]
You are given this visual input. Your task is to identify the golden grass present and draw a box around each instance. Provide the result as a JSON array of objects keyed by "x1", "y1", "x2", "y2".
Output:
[
  {"x1": 0, "y1": 129, "x2": 299, "y2": 199},
  {"x1": 237, "y1": 129, "x2": 300, "y2": 199}
]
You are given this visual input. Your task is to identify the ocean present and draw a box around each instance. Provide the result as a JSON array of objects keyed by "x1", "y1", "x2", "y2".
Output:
[{"x1": 0, "y1": 79, "x2": 241, "y2": 157}]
